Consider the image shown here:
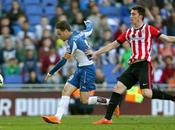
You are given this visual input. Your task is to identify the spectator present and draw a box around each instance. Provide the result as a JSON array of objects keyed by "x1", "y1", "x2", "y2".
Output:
[
  {"x1": 58, "y1": 14, "x2": 68, "y2": 21},
  {"x1": 0, "y1": 26, "x2": 17, "y2": 49},
  {"x1": 159, "y1": 42, "x2": 175, "y2": 58},
  {"x1": 150, "y1": 6, "x2": 160, "y2": 19},
  {"x1": 7, "y1": 0, "x2": 25, "y2": 24},
  {"x1": 112, "y1": 42, "x2": 131, "y2": 74},
  {"x1": 17, "y1": 36, "x2": 36, "y2": 62},
  {"x1": 38, "y1": 29, "x2": 53, "y2": 49},
  {"x1": 12, "y1": 14, "x2": 27, "y2": 35},
  {"x1": 97, "y1": 15, "x2": 111, "y2": 38},
  {"x1": 65, "y1": 0, "x2": 81, "y2": 24},
  {"x1": 88, "y1": 3, "x2": 101, "y2": 28},
  {"x1": 17, "y1": 20, "x2": 35, "y2": 42},
  {"x1": 39, "y1": 37, "x2": 53, "y2": 62},
  {"x1": 0, "y1": 37, "x2": 18, "y2": 65},
  {"x1": 3, "y1": 56, "x2": 20, "y2": 76},
  {"x1": 121, "y1": 0, "x2": 135, "y2": 16},
  {"x1": 0, "y1": 17, "x2": 13, "y2": 34},
  {"x1": 114, "y1": 22, "x2": 127, "y2": 40},
  {"x1": 101, "y1": 29, "x2": 117, "y2": 65},
  {"x1": 160, "y1": 2, "x2": 173, "y2": 20},
  {"x1": 160, "y1": 56, "x2": 175, "y2": 83},
  {"x1": 50, "y1": 6, "x2": 64, "y2": 29},
  {"x1": 99, "y1": 0, "x2": 116, "y2": 7},
  {"x1": 72, "y1": 11, "x2": 85, "y2": 31},
  {"x1": 25, "y1": 70, "x2": 41, "y2": 84},
  {"x1": 40, "y1": 47, "x2": 60, "y2": 74},
  {"x1": 152, "y1": 58, "x2": 163, "y2": 83},
  {"x1": 35, "y1": 16, "x2": 52, "y2": 40},
  {"x1": 23, "y1": 45, "x2": 39, "y2": 76},
  {"x1": 166, "y1": 11, "x2": 175, "y2": 36}
]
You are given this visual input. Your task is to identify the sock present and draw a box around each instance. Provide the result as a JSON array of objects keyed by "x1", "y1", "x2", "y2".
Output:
[
  {"x1": 88, "y1": 96, "x2": 98, "y2": 105},
  {"x1": 105, "y1": 92, "x2": 122, "y2": 120},
  {"x1": 152, "y1": 89, "x2": 175, "y2": 101},
  {"x1": 88, "y1": 96, "x2": 109, "y2": 105},
  {"x1": 55, "y1": 96, "x2": 70, "y2": 120}
]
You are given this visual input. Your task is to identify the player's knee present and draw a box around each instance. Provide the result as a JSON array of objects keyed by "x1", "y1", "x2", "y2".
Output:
[
  {"x1": 141, "y1": 89, "x2": 152, "y2": 98},
  {"x1": 62, "y1": 88, "x2": 70, "y2": 96},
  {"x1": 113, "y1": 81, "x2": 127, "y2": 94}
]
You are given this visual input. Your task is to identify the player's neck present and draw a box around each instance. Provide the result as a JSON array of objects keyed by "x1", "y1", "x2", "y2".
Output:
[
  {"x1": 133, "y1": 21, "x2": 144, "y2": 30},
  {"x1": 67, "y1": 32, "x2": 72, "y2": 39}
]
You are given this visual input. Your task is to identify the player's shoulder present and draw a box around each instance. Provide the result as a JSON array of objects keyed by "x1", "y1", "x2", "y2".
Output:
[
  {"x1": 67, "y1": 31, "x2": 80, "y2": 47},
  {"x1": 147, "y1": 24, "x2": 157, "y2": 29},
  {"x1": 69, "y1": 31, "x2": 80, "y2": 41},
  {"x1": 70, "y1": 31, "x2": 85, "y2": 43}
]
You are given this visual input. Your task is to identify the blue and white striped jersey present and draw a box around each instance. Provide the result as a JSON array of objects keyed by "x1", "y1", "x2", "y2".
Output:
[{"x1": 66, "y1": 21, "x2": 94, "y2": 67}]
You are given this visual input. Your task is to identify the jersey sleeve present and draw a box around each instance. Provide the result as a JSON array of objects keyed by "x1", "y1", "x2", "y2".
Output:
[
  {"x1": 149, "y1": 25, "x2": 161, "y2": 38},
  {"x1": 117, "y1": 32, "x2": 127, "y2": 44},
  {"x1": 63, "y1": 41, "x2": 76, "y2": 60},
  {"x1": 82, "y1": 20, "x2": 94, "y2": 38}
]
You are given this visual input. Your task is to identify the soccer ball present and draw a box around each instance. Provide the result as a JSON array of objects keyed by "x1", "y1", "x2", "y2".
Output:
[{"x1": 0, "y1": 74, "x2": 4, "y2": 87}]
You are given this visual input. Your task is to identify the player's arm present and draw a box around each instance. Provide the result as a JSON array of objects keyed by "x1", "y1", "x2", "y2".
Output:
[
  {"x1": 86, "y1": 31, "x2": 127, "y2": 59},
  {"x1": 82, "y1": 20, "x2": 94, "y2": 38},
  {"x1": 86, "y1": 40, "x2": 120, "y2": 59},
  {"x1": 44, "y1": 53, "x2": 71, "y2": 80},
  {"x1": 159, "y1": 34, "x2": 175, "y2": 43},
  {"x1": 150, "y1": 25, "x2": 175, "y2": 43},
  {"x1": 95, "y1": 40, "x2": 120, "y2": 55}
]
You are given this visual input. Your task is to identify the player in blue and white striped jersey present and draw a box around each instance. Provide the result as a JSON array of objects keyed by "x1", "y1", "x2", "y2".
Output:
[{"x1": 42, "y1": 20, "x2": 111, "y2": 124}]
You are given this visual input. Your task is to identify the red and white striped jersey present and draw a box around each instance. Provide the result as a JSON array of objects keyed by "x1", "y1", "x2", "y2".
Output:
[{"x1": 117, "y1": 24, "x2": 161, "y2": 64}]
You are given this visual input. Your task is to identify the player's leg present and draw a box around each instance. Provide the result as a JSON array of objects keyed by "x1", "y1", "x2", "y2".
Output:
[
  {"x1": 79, "y1": 91, "x2": 110, "y2": 105},
  {"x1": 55, "y1": 82, "x2": 77, "y2": 119},
  {"x1": 139, "y1": 62, "x2": 175, "y2": 101},
  {"x1": 42, "y1": 70, "x2": 80, "y2": 124},
  {"x1": 94, "y1": 66, "x2": 138, "y2": 124},
  {"x1": 42, "y1": 82, "x2": 77, "y2": 124},
  {"x1": 93, "y1": 81, "x2": 126, "y2": 124},
  {"x1": 79, "y1": 65, "x2": 110, "y2": 105},
  {"x1": 142, "y1": 88, "x2": 175, "y2": 101}
]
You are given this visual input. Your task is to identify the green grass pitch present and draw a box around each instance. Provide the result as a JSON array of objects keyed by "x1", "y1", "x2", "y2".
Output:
[{"x1": 0, "y1": 115, "x2": 175, "y2": 130}]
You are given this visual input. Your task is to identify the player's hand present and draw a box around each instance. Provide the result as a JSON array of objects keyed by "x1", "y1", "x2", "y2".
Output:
[
  {"x1": 85, "y1": 49, "x2": 98, "y2": 60},
  {"x1": 44, "y1": 73, "x2": 52, "y2": 81}
]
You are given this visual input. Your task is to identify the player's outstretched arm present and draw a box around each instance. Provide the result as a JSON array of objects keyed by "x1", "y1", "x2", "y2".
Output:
[
  {"x1": 159, "y1": 34, "x2": 175, "y2": 43},
  {"x1": 82, "y1": 20, "x2": 94, "y2": 38},
  {"x1": 85, "y1": 40, "x2": 120, "y2": 59},
  {"x1": 44, "y1": 53, "x2": 71, "y2": 80}
]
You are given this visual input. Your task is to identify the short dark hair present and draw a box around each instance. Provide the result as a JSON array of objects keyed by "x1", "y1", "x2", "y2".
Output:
[
  {"x1": 131, "y1": 5, "x2": 145, "y2": 20},
  {"x1": 56, "y1": 21, "x2": 71, "y2": 31}
]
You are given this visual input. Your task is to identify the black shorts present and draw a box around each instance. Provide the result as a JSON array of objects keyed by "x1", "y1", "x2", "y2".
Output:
[{"x1": 118, "y1": 61, "x2": 152, "y2": 89}]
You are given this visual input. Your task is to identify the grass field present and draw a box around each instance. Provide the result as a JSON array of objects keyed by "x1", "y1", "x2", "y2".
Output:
[{"x1": 0, "y1": 115, "x2": 175, "y2": 130}]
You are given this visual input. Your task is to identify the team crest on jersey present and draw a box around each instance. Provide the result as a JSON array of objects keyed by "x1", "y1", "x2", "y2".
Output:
[{"x1": 133, "y1": 36, "x2": 145, "y2": 41}]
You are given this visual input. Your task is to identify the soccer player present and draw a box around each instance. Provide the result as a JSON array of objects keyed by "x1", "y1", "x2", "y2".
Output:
[
  {"x1": 42, "y1": 20, "x2": 118, "y2": 124},
  {"x1": 86, "y1": 5, "x2": 175, "y2": 124}
]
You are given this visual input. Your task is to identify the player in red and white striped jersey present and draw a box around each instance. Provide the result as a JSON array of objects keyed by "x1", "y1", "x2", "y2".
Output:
[
  {"x1": 118, "y1": 23, "x2": 161, "y2": 64},
  {"x1": 86, "y1": 5, "x2": 175, "y2": 124}
]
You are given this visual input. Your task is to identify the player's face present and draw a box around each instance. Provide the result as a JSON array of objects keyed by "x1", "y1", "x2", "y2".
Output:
[
  {"x1": 56, "y1": 29, "x2": 68, "y2": 41},
  {"x1": 130, "y1": 9, "x2": 141, "y2": 25}
]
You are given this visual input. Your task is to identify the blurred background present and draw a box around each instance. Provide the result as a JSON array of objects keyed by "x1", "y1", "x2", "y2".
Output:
[{"x1": 0, "y1": 0, "x2": 175, "y2": 116}]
